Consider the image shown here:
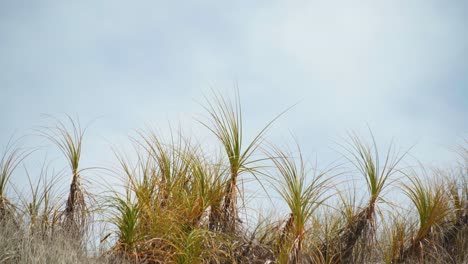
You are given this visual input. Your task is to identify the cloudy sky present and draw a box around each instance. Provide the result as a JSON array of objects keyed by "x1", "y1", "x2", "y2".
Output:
[{"x1": 1, "y1": 1, "x2": 467, "y2": 191}]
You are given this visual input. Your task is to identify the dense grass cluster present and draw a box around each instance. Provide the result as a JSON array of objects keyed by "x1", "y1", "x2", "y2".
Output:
[{"x1": 0, "y1": 92, "x2": 466, "y2": 263}]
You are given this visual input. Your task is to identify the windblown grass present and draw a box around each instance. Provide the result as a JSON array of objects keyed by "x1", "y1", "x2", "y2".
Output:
[
  {"x1": 267, "y1": 144, "x2": 331, "y2": 263},
  {"x1": 200, "y1": 90, "x2": 284, "y2": 234},
  {"x1": 40, "y1": 116, "x2": 88, "y2": 238},
  {"x1": 395, "y1": 170, "x2": 451, "y2": 263},
  {"x1": 319, "y1": 133, "x2": 406, "y2": 264},
  {"x1": 0, "y1": 139, "x2": 28, "y2": 221},
  {"x1": 0, "y1": 93, "x2": 466, "y2": 264}
]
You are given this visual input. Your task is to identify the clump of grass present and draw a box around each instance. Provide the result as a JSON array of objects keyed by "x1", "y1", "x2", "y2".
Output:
[
  {"x1": 107, "y1": 190, "x2": 140, "y2": 256},
  {"x1": 201, "y1": 90, "x2": 286, "y2": 234},
  {"x1": 267, "y1": 144, "x2": 330, "y2": 263},
  {"x1": 0, "y1": 140, "x2": 27, "y2": 221},
  {"x1": 394, "y1": 171, "x2": 451, "y2": 263},
  {"x1": 201, "y1": 90, "x2": 260, "y2": 233},
  {"x1": 0, "y1": 214, "x2": 120, "y2": 264},
  {"x1": 434, "y1": 161, "x2": 468, "y2": 262},
  {"x1": 107, "y1": 131, "x2": 232, "y2": 262},
  {"x1": 380, "y1": 211, "x2": 413, "y2": 264},
  {"x1": 41, "y1": 116, "x2": 88, "y2": 239},
  {"x1": 321, "y1": 133, "x2": 405, "y2": 263},
  {"x1": 0, "y1": 156, "x2": 112, "y2": 264},
  {"x1": 19, "y1": 164, "x2": 61, "y2": 238}
]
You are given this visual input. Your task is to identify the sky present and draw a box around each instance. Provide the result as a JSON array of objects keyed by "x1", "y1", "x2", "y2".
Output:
[{"x1": 1, "y1": 1, "x2": 467, "y2": 197}]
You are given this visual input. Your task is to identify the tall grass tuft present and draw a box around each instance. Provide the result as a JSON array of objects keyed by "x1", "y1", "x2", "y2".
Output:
[
  {"x1": 441, "y1": 171, "x2": 468, "y2": 263},
  {"x1": 42, "y1": 116, "x2": 88, "y2": 239},
  {"x1": 395, "y1": 171, "x2": 451, "y2": 263},
  {"x1": 0, "y1": 140, "x2": 27, "y2": 221},
  {"x1": 381, "y1": 213, "x2": 411, "y2": 264},
  {"x1": 268, "y1": 144, "x2": 330, "y2": 263},
  {"x1": 20, "y1": 164, "x2": 61, "y2": 238},
  {"x1": 107, "y1": 130, "x2": 232, "y2": 262},
  {"x1": 201, "y1": 90, "x2": 282, "y2": 233},
  {"x1": 321, "y1": 133, "x2": 405, "y2": 263}
]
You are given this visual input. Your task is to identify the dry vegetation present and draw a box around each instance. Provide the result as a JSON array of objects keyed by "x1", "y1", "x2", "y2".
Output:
[{"x1": 0, "y1": 92, "x2": 466, "y2": 263}]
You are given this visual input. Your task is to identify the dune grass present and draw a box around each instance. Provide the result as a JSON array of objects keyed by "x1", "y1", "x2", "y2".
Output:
[
  {"x1": 266, "y1": 144, "x2": 331, "y2": 263},
  {"x1": 318, "y1": 133, "x2": 406, "y2": 264},
  {"x1": 0, "y1": 139, "x2": 28, "y2": 221},
  {"x1": 40, "y1": 116, "x2": 88, "y2": 239},
  {"x1": 0, "y1": 92, "x2": 466, "y2": 263}
]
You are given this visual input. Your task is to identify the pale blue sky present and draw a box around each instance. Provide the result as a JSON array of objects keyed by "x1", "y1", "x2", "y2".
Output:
[{"x1": 1, "y1": 1, "x2": 467, "y2": 192}]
